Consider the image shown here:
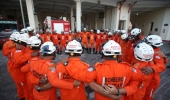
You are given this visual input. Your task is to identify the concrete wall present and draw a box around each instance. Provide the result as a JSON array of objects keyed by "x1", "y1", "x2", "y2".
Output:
[{"x1": 130, "y1": 8, "x2": 170, "y2": 40}]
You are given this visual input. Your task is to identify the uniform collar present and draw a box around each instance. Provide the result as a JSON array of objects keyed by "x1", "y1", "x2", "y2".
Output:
[
  {"x1": 154, "y1": 47, "x2": 160, "y2": 51},
  {"x1": 69, "y1": 57, "x2": 81, "y2": 61},
  {"x1": 103, "y1": 60, "x2": 117, "y2": 64}
]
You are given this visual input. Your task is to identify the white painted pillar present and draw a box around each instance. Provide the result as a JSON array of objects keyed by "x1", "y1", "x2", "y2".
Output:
[
  {"x1": 26, "y1": 0, "x2": 37, "y2": 29},
  {"x1": 70, "y1": 6, "x2": 74, "y2": 31},
  {"x1": 95, "y1": 11, "x2": 98, "y2": 29},
  {"x1": 75, "y1": 0, "x2": 81, "y2": 32},
  {"x1": 34, "y1": 15, "x2": 39, "y2": 30}
]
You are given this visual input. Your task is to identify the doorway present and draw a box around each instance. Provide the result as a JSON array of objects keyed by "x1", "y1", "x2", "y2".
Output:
[{"x1": 148, "y1": 22, "x2": 154, "y2": 35}]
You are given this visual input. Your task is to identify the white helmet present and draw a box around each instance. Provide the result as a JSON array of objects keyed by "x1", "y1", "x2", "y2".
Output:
[
  {"x1": 102, "y1": 40, "x2": 122, "y2": 56},
  {"x1": 146, "y1": 35, "x2": 163, "y2": 47},
  {"x1": 10, "y1": 32, "x2": 20, "y2": 41},
  {"x1": 84, "y1": 28, "x2": 86, "y2": 31},
  {"x1": 40, "y1": 42, "x2": 56, "y2": 55},
  {"x1": 97, "y1": 30, "x2": 100, "y2": 34},
  {"x1": 120, "y1": 30, "x2": 126, "y2": 34},
  {"x1": 121, "y1": 33, "x2": 128, "y2": 40},
  {"x1": 106, "y1": 29, "x2": 109, "y2": 32},
  {"x1": 65, "y1": 40, "x2": 82, "y2": 54},
  {"x1": 27, "y1": 26, "x2": 34, "y2": 32},
  {"x1": 20, "y1": 28, "x2": 28, "y2": 34},
  {"x1": 117, "y1": 30, "x2": 121, "y2": 33},
  {"x1": 130, "y1": 28, "x2": 141, "y2": 36},
  {"x1": 69, "y1": 30, "x2": 71, "y2": 33},
  {"x1": 108, "y1": 32, "x2": 112, "y2": 36},
  {"x1": 17, "y1": 33, "x2": 29, "y2": 44},
  {"x1": 134, "y1": 42, "x2": 154, "y2": 61},
  {"x1": 113, "y1": 29, "x2": 117, "y2": 33},
  {"x1": 27, "y1": 36, "x2": 41, "y2": 47},
  {"x1": 91, "y1": 29, "x2": 94, "y2": 32}
]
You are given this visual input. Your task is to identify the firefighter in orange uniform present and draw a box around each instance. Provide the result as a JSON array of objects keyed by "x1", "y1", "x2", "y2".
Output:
[
  {"x1": 130, "y1": 42, "x2": 154, "y2": 100},
  {"x1": 102, "y1": 29, "x2": 108, "y2": 44},
  {"x1": 2, "y1": 32, "x2": 19, "y2": 72},
  {"x1": 107, "y1": 32, "x2": 113, "y2": 40},
  {"x1": 88, "y1": 29, "x2": 95, "y2": 54},
  {"x1": 95, "y1": 30, "x2": 102, "y2": 54},
  {"x1": 21, "y1": 36, "x2": 42, "y2": 100},
  {"x1": 51, "y1": 30, "x2": 59, "y2": 47},
  {"x1": 126, "y1": 28, "x2": 144, "y2": 64},
  {"x1": 119, "y1": 32, "x2": 128, "y2": 61},
  {"x1": 27, "y1": 26, "x2": 35, "y2": 37},
  {"x1": 10, "y1": 33, "x2": 30, "y2": 100},
  {"x1": 81, "y1": 28, "x2": 89, "y2": 53},
  {"x1": 44, "y1": 29, "x2": 51, "y2": 42},
  {"x1": 30, "y1": 42, "x2": 80, "y2": 100},
  {"x1": 112, "y1": 30, "x2": 119, "y2": 42},
  {"x1": 38, "y1": 29, "x2": 44, "y2": 42},
  {"x1": 59, "y1": 31, "x2": 67, "y2": 54},
  {"x1": 67, "y1": 30, "x2": 74, "y2": 43},
  {"x1": 143, "y1": 35, "x2": 167, "y2": 100}
]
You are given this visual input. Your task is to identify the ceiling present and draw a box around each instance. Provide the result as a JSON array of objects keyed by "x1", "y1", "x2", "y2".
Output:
[{"x1": 0, "y1": 0, "x2": 170, "y2": 15}]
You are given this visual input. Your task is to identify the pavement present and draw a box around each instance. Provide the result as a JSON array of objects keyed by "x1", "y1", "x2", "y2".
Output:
[{"x1": 0, "y1": 42, "x2": 170, "y2": 100}]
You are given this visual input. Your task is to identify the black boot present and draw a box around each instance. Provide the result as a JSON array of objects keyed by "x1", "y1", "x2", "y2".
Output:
[
  {"x1": 88, "y1": 48, "x2": 91, "y2": 54},
  {"x1": 85, "y1": 48, "x2": 88, "y2": 53},
  {"x1": 20, "y1": 98, "x2": 25, "y2": 100},
  {"x1": 93, "y1": 48, "x2": 95, "y2": 54},
  {"x1": 59, "y1": 51, "x2": 62, "y2": 55},
  {"x1": 99, "y1": 51, "x2": 102, "y2": 55}
]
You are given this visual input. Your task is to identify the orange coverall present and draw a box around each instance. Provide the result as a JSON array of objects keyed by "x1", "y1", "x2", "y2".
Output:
[
  {"x1": 39, "y1": 34, "x2": 44, "y2": 43},
  {"x1": 101, "y1": 33, "x2": 108, "y2": 44},
  {"x1": 89, "y1": 33, "x2": 95, "y2": 48},
  {"x1": 10, "y1": 47, "x2": 30, "y2": 99},
  {"x1": 59, "y1": 34, "x2": 67, "y2": 50},
  {"x1": 81, "y1": 32, "x2": 89, "y2": 48},
  {"x1": 92, "y1": 61, "x2": 141, "y2": 100},
  {"x1": 51, "y1": 34, "x2": 59, "y2": 46},
  {"x1": 56, "y1": 62, "x2": 87, "y2": 100},
  {"x1": 67, "y1": 34, "x2": 74, "y2": 43},
  {"x1": 95, "y1": 34, "x2": 102, "y2": 52},
  {"x1": 143, "y1": 48, "x2": 167, "y2": 100},
  {"x1": 119, "y1": 40, "x2": 128, "y2": 61},
  {"x1": 2, "y1": 40, "x2": 16, "y2": 72},
  {"x1": 113, "y1": 34, "x2": 119, "y2": 42},
  {"x1": 131, "y1": 61, "x2": 154, "y2": 100},
  {"x1": 66, "y1": 60, "x2": 141, "y2": 100},
  {"x1": 44, "y1": 34, "x2": 51, "y2": 42}
]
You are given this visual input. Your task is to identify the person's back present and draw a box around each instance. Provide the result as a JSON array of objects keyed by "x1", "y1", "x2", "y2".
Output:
[
  {"x1": 56, "y1": 62, "x2": 87, "y2": 100},
  {"x1": 94, "y1": 60, "x2": 138, "y2": 100},
  {"x1": 30, "y1": 59, "x2": 57, "y2": 100}
]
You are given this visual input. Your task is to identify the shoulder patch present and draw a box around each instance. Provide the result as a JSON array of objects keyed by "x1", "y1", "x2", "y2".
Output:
[
  {"x1": 15, "y1": 50, "x2": 21, "y2": 53},
  {"x1": 133, "y1": 63, "x2": 140, "y2": 69},
  {"x1": 132, "y1": 68, "x2": 137, "y2": 73},
  {"x1": 88, "y1": 67, "x2": 94, "y2": 72},
  {"x1": 49, "y1": 66, "x2": 56, "y2": 72},
  {"x1": 155, "y1": 56, "x2": 160, "y2": 59}
]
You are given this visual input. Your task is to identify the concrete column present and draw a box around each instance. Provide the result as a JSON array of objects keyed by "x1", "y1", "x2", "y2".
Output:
[
  {"x1": 34, "y1": 15, "x2": 39, "y2": 30},
  {"x1": 75, "y1": 0, "x2": 81, "y2": 32},
  {"x1": 26, "y1": 0, "x2": 37, "y2": 29},
  {"x1": 95, "y1": 11, "x2": 98, "y2": 29},
  {"x1": 70, "y1": 6, "x2": 74, "y2": 31}
]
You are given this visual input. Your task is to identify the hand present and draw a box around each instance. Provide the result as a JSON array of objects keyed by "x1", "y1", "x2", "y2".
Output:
[
  {"x1": 73, "y1": 80, "x2": 81, "y2": 87},
  {"x1": 157, "y1": 51, "x2": 166, "y2": 58},
  {"x1": 103, "y1": 85, "x2": 118, "y2": 95},
  {"x1": 39, "y1": 75, "x2": 48, "y2": 85},
  {"x1": 141, "y1": 67, "x2": 154, "y2": 75}
]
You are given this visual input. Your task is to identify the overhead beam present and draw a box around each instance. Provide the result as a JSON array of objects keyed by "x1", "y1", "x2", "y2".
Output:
[{"x1": 82, "y1": 0, "x2": 117, "y2": 7}]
